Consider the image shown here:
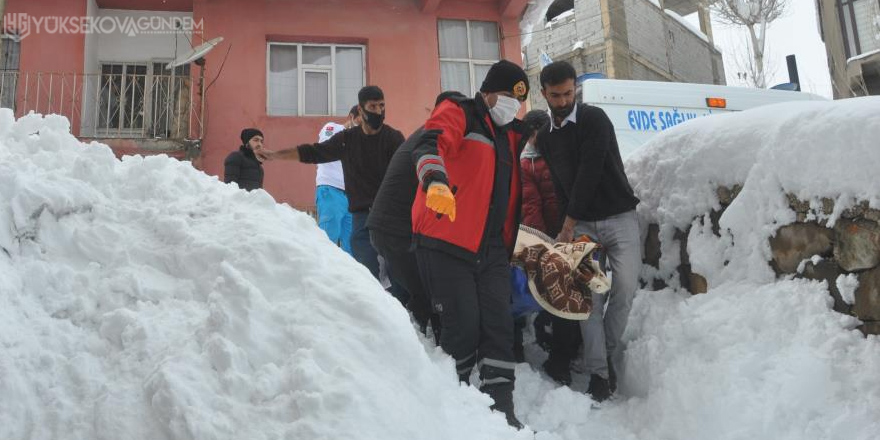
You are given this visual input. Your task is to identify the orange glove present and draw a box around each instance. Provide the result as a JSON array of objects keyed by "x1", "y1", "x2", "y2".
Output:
[{"x1": 426, "y1": 182, "x2": 456, "y2": 222}]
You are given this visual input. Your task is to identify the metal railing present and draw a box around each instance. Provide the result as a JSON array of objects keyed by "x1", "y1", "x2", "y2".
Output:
[{"x1": 0, "y1": 71, "x2": 202, "y2": 140}]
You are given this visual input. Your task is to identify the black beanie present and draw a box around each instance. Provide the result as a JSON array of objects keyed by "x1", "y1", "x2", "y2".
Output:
[
  {"x1": 480, "y1": 60, "x2": 530, "y2": 101},
  {"x1": 240, "y1": 128, "x2": 263, "y2": 145}
]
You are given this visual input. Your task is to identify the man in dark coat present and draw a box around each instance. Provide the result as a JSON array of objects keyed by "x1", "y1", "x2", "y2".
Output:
[
  {"x1": 367, "y1": 91, "x2": 464, "y2": 342},
  {"x1": 224, "y1": 128, "x2": 265, "y2": 191},
  {"x1": 536, "y1": 61, "x2": 641, "y2": 402}
]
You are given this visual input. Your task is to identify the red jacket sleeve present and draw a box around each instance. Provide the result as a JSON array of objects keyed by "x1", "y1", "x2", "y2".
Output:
[
  {"x1": 412, "y1": 100, "x2": 466, "y2": 190},
  {"x1": 520, "y1": 157, "x2": 548, "y2": 233}
]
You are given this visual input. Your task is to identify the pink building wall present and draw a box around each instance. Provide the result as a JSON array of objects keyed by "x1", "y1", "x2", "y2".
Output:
[
  {"x1": 5, "y1": 0, "x2": 527, "y2": 209},
  {"x1": 5, "y1": 0, "x2": 87, "y2": 133},
  {"x1": 193, "y1": 0, "x2": 526, "y2": 209}
]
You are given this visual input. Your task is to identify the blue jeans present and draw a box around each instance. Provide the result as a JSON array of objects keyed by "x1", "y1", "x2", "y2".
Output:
[
  {"x1": 316, "y1": 185, "x2": 352, "y2": 255},
  {"x1": 351, "y1": 211, "x2": 381, "y2": 280},
  {"x1": 575, "y1": 209, "x2": 642, "y2": 380}
]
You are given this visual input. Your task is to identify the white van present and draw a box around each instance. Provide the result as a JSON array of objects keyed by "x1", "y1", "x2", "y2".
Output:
[{"x1": 580, "y1": 79, "x2": 828, "y2": 158}]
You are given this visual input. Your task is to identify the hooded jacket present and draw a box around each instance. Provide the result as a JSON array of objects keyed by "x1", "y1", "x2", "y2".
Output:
[
  {"x1": 224, "y1": 145, "x2": 264, "y2": 191},
  {"x1": 520, "y1": 144, "x2": 561, "y2": 237}
]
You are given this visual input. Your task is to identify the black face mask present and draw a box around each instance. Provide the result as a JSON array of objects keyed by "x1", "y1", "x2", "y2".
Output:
[{"x1": 362, "y1": 109, "x2": 385, "y2": 130}]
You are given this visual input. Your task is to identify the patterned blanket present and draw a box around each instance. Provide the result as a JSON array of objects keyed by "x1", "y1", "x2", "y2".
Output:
[{"x1": 511, "y1": 226, "x2": 610, "y2": 320}]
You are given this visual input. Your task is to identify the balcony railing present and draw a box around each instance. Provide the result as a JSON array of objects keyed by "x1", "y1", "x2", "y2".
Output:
[{"x1": 0, "y1": 70, "x2": 202, "y2": 140}]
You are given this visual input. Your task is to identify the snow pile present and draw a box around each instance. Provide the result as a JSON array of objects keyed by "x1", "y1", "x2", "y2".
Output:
[
  {"x1": 0, "y1": 110, "x2": 526, "y2": 440},
  {"x1": 619, "y1": 280, "x2": 880, "y2": 440},
  {"x1": 626, "y1": 97, "x2": 880, "y2": 287},
  {"x1": 518, "y1": 0, "x2": 556, "y2": 48},
  {"x1": 3, "y1": 103, "x2": 880, "y2": 440}
]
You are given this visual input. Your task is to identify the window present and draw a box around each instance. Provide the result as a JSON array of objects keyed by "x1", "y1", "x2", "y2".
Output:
[
  {"x1": 267, "y1": 43, "x2": 365, "y2": 116},
  {"x1": 99, "y1": 63, "x2": 147, "y2": 133},
  {"x1": 1, "y1": 34, "x2": 20, "y2": 110},
  {"x1": 95, "y1": 62, "x2": 191, "y2": 138},
  {"x1": 149, "y1": 62, "x2": 191, "y2": 138},
  {"x1": 838, "y1": 0, "x2": 880, "y2": 58},
  {"x1": 438, "y1": 19, "x2": 500, "y2": 96}
]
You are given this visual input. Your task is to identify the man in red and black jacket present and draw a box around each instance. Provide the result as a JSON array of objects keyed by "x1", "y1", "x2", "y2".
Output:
[{"x1": 411, "y1": 60, "x2": 529, "y2": 430}]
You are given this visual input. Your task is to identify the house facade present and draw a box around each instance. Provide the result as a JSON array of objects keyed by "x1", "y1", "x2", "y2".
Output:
[
  {"x1": 3, "y1": 0, "x2": 529, "y2": 209},
  {"x1": 815, "y1": 0, "x2": 880, "y2": 98}
]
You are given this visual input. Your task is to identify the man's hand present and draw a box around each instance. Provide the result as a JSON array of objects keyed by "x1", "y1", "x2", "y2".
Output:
[
  {"x1": 555, "y1": 216, "x2": 577, "y2": 243},
  {"x1": 426, "y1": 182, "x2": 456, "y2": 222},
  {"x1": 256, "y1": 149, "x2": 275, "y2": 162}
]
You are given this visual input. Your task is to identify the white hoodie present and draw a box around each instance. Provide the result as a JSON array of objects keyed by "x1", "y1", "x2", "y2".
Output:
[{"x1": 315, "y1": 122, "x2": 346, "y2": 190}]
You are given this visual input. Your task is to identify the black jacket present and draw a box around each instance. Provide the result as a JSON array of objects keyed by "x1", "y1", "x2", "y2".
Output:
[
  {"x1": 224, "y1": 145, "x2": 264, "y2": 191},
  {"x1": 366, "y1": 127, "x2": 426, "y2": 239},
  {"x1": 537, "y1": 103, "x2": 639, "y2": 221},
  {"x1": 297, "y1": 125, "x2": 405, "y2": 213}
]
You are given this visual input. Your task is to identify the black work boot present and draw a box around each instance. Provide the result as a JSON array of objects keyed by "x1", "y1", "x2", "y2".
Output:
[
  {"x1": 587, "y1": 374, "x2": 611, "y2": 402},
  {"x1": 430, "y1": 314, "x2": 442, "y2": 347},
  {"x1": 608, "y1": 357, "x2": 618, "y2": 394},
  {"x1": 542, "y1": 356, "x2": 572, "y2": 386},
  {"x1": 483, "y1": 384, "x2": 523, "y2": 429}
]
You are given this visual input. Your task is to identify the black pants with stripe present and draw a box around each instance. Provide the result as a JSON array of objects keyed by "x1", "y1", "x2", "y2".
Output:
[{"x1": 416, "y1": 237, "x2": 516, "y2": 391}]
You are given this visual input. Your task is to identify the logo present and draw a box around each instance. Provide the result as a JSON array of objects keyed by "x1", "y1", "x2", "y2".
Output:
[
  {"x1": 513, "y1": 81, "x2": 528, "y2": 100},
  {"x1": 3, "y1": 13, "x2": 203, "y2": 40}
]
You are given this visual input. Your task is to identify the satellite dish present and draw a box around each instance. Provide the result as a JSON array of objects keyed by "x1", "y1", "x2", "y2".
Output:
[{"x1": 167, "y1": 36, "x2": 224, "y2": 70}]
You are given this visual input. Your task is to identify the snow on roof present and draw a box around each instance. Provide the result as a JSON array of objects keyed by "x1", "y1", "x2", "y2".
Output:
[{"x1": 518, "y1": 0, "x2": 557, "y2": 49}]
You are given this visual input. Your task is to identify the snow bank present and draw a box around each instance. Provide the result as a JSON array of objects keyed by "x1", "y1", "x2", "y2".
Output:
[
  {"x1": 0, "y1": 110, "x2": 526, "y2": 440},
  {"x1": 626, "y1": 97, "x2": 880, "y2": 286}
]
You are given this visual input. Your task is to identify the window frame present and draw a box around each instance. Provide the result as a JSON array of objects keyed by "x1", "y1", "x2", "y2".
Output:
[
  {"x1": 0, "y1": 34, "x2": 21, "y2": 111},
  {"x1": 838, "y1": 0, "x2": 880, "y2": 58},
  {"x1": 437, "y1": 19, "x2": 501, "y2": 97},
  {"x1": 266, "y1": 42, "x2": 366, "y2": 117},
  {"x1": 97, "y1": 61, "x2": 149, "y2": 135}
]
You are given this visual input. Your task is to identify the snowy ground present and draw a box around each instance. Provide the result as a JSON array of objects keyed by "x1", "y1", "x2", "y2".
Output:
[{"x1": 2, "y1": 101, "x2": 880, "y2": 440}]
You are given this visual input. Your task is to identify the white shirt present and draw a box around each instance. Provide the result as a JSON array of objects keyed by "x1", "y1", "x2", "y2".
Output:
[
  {"x1": 548, "y1": 105, "x2": 577, "y2": 132},
  {"x1": 315, "y1": 122, "x2": 346, "y2": 190},
  {"x1": 316, "y1": 161, "x2": 345, "y2": 190}
]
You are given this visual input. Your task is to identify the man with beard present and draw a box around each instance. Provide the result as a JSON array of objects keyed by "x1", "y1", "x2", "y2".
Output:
[
  {"x1": 259, "y1": 86, "x2": 406, "y2": 298},
  {"x1": 536, "y1": 61, "x2": 641, "y2": 403},
  {"x1": 224, "y1": 128, "x2": 265, "y2": 191}
]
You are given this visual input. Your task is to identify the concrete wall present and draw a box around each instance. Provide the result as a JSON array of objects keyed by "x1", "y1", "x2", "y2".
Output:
[
  {"x1": 92, "y1": 9, "x2": 193, "y2": 66},
  {"x1": 523, "y1": 0, "x2": 724, "y2": 109},
  {"x1": 193, "y1": 0, "x2": 525, "y2": 209}
]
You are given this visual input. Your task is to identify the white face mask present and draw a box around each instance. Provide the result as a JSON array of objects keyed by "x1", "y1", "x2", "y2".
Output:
[{"x1": 489, "y1": 95, "x2": 521, "y2": 126}]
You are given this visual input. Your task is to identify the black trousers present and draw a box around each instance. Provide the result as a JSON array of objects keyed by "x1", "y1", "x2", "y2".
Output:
[
  {"x1": 416, "y1": 239, "x2": 516, "y2": 388},
  {"x1": 370, "y1": 230, "x2": 433, "y2": 329}
]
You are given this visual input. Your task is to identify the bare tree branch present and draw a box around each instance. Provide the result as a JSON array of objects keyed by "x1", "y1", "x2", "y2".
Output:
[{"x1": 708, "y1": 0, "x2": 788, "y2": 88}]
